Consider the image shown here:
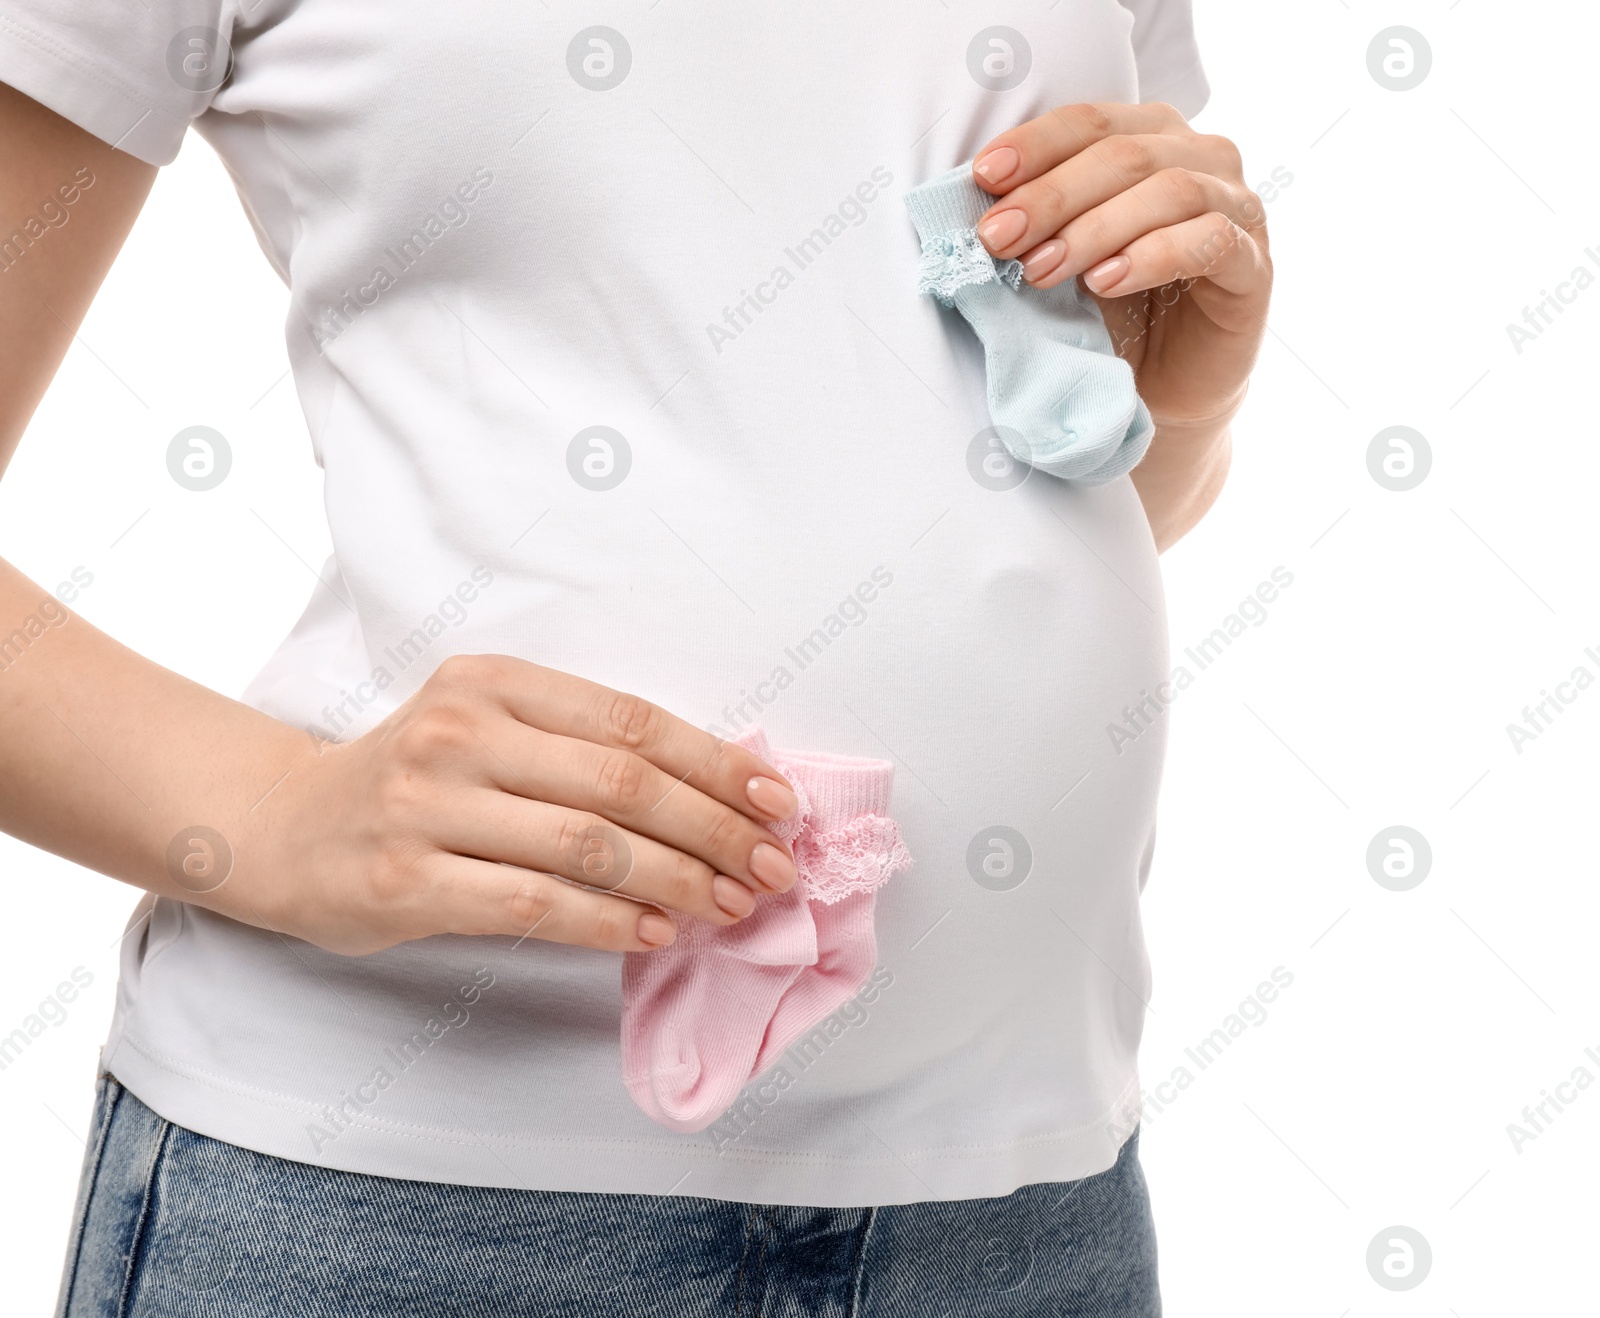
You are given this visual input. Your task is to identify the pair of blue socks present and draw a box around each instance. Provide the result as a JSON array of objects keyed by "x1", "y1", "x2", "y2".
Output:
[{"x1": 904, "y1": 163, "x2": 1154, "y2": 484}]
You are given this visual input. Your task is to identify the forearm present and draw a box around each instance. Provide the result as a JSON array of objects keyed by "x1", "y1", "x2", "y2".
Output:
[
  {"x1": 1130, "y1": 416, "x2": 1233, "y2": 552},
  {"x1": 0, "y1": 87, "x2": 310, "y2": 916},
  {"x1": 0, "y1": 553, "x2": 315, "y2": 914}
]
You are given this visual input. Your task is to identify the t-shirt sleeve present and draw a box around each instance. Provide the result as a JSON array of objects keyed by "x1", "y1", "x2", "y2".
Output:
[
  {"x1": 1119, "y1": 0, "x2": 1211, "y2": 120},
  {"x1": 0, "y1": 0, "x2": 232, "y2": 165}
]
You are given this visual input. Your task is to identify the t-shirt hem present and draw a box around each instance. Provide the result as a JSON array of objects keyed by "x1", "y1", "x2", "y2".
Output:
[
  {"x1": 105, "y1": 1031, "x2": 1142, "y2": 1208},
  {"x1": 0, "y1": 14, "x2": 189, "y2": 164}
]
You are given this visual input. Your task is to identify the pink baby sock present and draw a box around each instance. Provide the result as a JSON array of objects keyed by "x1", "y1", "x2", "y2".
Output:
[
  {"x1": 750, "y1": 749, "x2": 911, "y2": 1079},
  {"x1": 620, "y1": 727, "x2": 911, "y2": 1133}
]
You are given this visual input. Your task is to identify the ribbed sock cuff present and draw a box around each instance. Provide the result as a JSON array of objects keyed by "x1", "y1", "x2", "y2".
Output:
[
  {"x1": 904, "y1": 161, "x2": 995, "y2": 241},
  {"x1": 775, "y1": 751, "x2": 895, "y2": 833},
  {"x1": 729, "y1": 727, "x2": 895, "y2": 833}
]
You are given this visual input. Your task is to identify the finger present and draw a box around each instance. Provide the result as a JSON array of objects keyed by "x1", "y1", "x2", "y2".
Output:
[
  {"x1": 971, "y1": 101, "x2": 1191, "y2": 194},
  {"x1": 422, "y1": 856, "x2": 682, "y2": 953},
  {"x1": 473, "y1": 721, "x2": 799, "y2": 897},
  {"x1": 1017, "y1": 169, "x2": 1263, "y2": 291},
  {"x1": 453, "y1": 654, "x2": 798, "y2": 824},
  {"x1": 1079, "y1": 213, "x2": 1272, "y2": 312},
  {"x1": 975, "y1": 134, "x2": 1246, "y2": 261},
  {"x1": 432, "y1": 787, "x2": 757, "y2": 925}
]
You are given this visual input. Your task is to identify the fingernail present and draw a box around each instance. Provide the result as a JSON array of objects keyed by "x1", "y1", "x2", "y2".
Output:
[
  {"x1": 977, "y1": 208, "x2": 1027, "y2": 251},
  {"x1": 637, "y1": 912, "x2": 677, "y2": 946},
  {"x1": 747, "y1": 775, "x2": 798, "y2": 822},
  {"x1": 749, "y1": 841, "x2": 797, "y2": 892},
  {"x1": 1021, "y1": 240, "x2": 1067, "y2": 283},
  {"x1": 712, "y1": 874, "x2": 756, "y2": 918},
  {"x1": 1086, "y1": 255, "x2": 1131, "y2": 293},
  {"x1": 973, "y1": 147, "x2": 1020, "y2": 185}
]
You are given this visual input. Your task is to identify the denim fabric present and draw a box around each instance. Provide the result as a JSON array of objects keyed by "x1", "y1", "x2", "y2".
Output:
[{"x1": 57, "y1": 1075, "x2": 1159, "y2": 1317}]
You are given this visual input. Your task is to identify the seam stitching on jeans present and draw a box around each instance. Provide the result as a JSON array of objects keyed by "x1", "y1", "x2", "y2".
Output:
[
  {"x1": 734, "y1": 1204, "x2": 757, "y2": 1317},
  {"x1": 55, "y1": 1077, "x2": 123, "y2": 1318},
  {"x1": 754, "y1": 1207, "x2": 776, "y2": 1318},
  {"x1": 115, "y1": 1116, "x2": 172, "y2": 1318},
  {"x1": 845, "y1": 1206, "x2": 878, "y2": 1318}
]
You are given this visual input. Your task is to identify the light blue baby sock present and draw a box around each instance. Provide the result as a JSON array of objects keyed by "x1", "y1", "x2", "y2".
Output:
[{"x1": 905, "y1": 162, "x2": 1154, "y2": 483}]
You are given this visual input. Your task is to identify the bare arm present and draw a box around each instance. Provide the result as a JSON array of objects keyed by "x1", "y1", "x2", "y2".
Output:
[
  {"x1": 0, "y1": 80, "x2": 155, "y2": 473},
  {"x1": 0, "y1": 81, "x2": 236, "y2": 892},
  {"x1": 1129, "y1": 416, "x2": 1234, "y2": 551},
  {"x1": 0, "y1": 83, "x2": 801, "y2": 956}
]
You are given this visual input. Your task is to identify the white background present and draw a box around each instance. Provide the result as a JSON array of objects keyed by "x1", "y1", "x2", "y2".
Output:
[{"x1": 3, "y1": 0, "x2": 1595, "y2": 1313}]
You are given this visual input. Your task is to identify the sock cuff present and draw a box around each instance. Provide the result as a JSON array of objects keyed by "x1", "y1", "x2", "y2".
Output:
[
  {"x1": 904, "y1": 162, "x2": 1024, "y2": 307},
  {"x1": 776, "y1": 750, "x2": 896, "y2": 834},
  {"x1": 903, "y1": 161, "x2": 995, "y2": 238},
  {"x1": 727, "y1": 725, "x2": 896, "y2": 833},
  {"x1": 727, "y1": 726, "x2": 910, "y2": 902}
]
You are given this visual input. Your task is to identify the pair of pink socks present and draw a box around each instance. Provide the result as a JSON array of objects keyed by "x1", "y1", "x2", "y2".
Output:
[{"x1": 621, "y1": 726, "x2": 912, "y2": 1133}]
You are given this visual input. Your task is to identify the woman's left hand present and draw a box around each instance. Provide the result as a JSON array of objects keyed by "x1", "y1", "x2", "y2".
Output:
[{"x1": 968, "y1": 102, "x2": 1272, "y2": 440}]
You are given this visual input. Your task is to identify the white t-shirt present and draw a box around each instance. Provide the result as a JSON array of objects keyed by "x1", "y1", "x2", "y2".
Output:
[{"x1": 1, "y1": 1, "x2": 1207, "y2": 1205}]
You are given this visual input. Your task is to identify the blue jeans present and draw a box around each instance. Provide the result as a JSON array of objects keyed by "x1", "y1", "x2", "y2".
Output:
[{"x1": 57, "y1": 1075, "x2": 1159, "y2": 1316}]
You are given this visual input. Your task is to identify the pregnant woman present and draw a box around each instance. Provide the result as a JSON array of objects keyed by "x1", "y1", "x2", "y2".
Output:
[{"x1": 0, "y1": 2, "x2": 1271, "y2": 1313}]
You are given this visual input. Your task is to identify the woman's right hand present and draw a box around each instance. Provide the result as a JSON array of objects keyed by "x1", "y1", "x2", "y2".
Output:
[{"x1": 242, "y1": 654, "x2": 803, "y2": 956}]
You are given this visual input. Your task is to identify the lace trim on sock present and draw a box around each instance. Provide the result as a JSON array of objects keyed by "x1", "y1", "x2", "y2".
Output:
[
  {"x1": 916, "y1": 229, "x2": 1024, "y2": 307},
  {"x1": 795, "y1": 815, "x2": 913, "y2": 905},
  {"x1": 753, "y1": 740, "x2": 912, "y2": 904}
]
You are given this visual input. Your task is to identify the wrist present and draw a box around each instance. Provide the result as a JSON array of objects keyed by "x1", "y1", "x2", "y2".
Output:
[
  {"x1": 1148, "y1": 409, "x2": 1239, "y2": 450},
  {"x1": 1147, "y1": 383, "x2": 1249, "y2": 445},
  {"x1": 184, "y1": 723, "x2": 332, "y2": 938}
]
